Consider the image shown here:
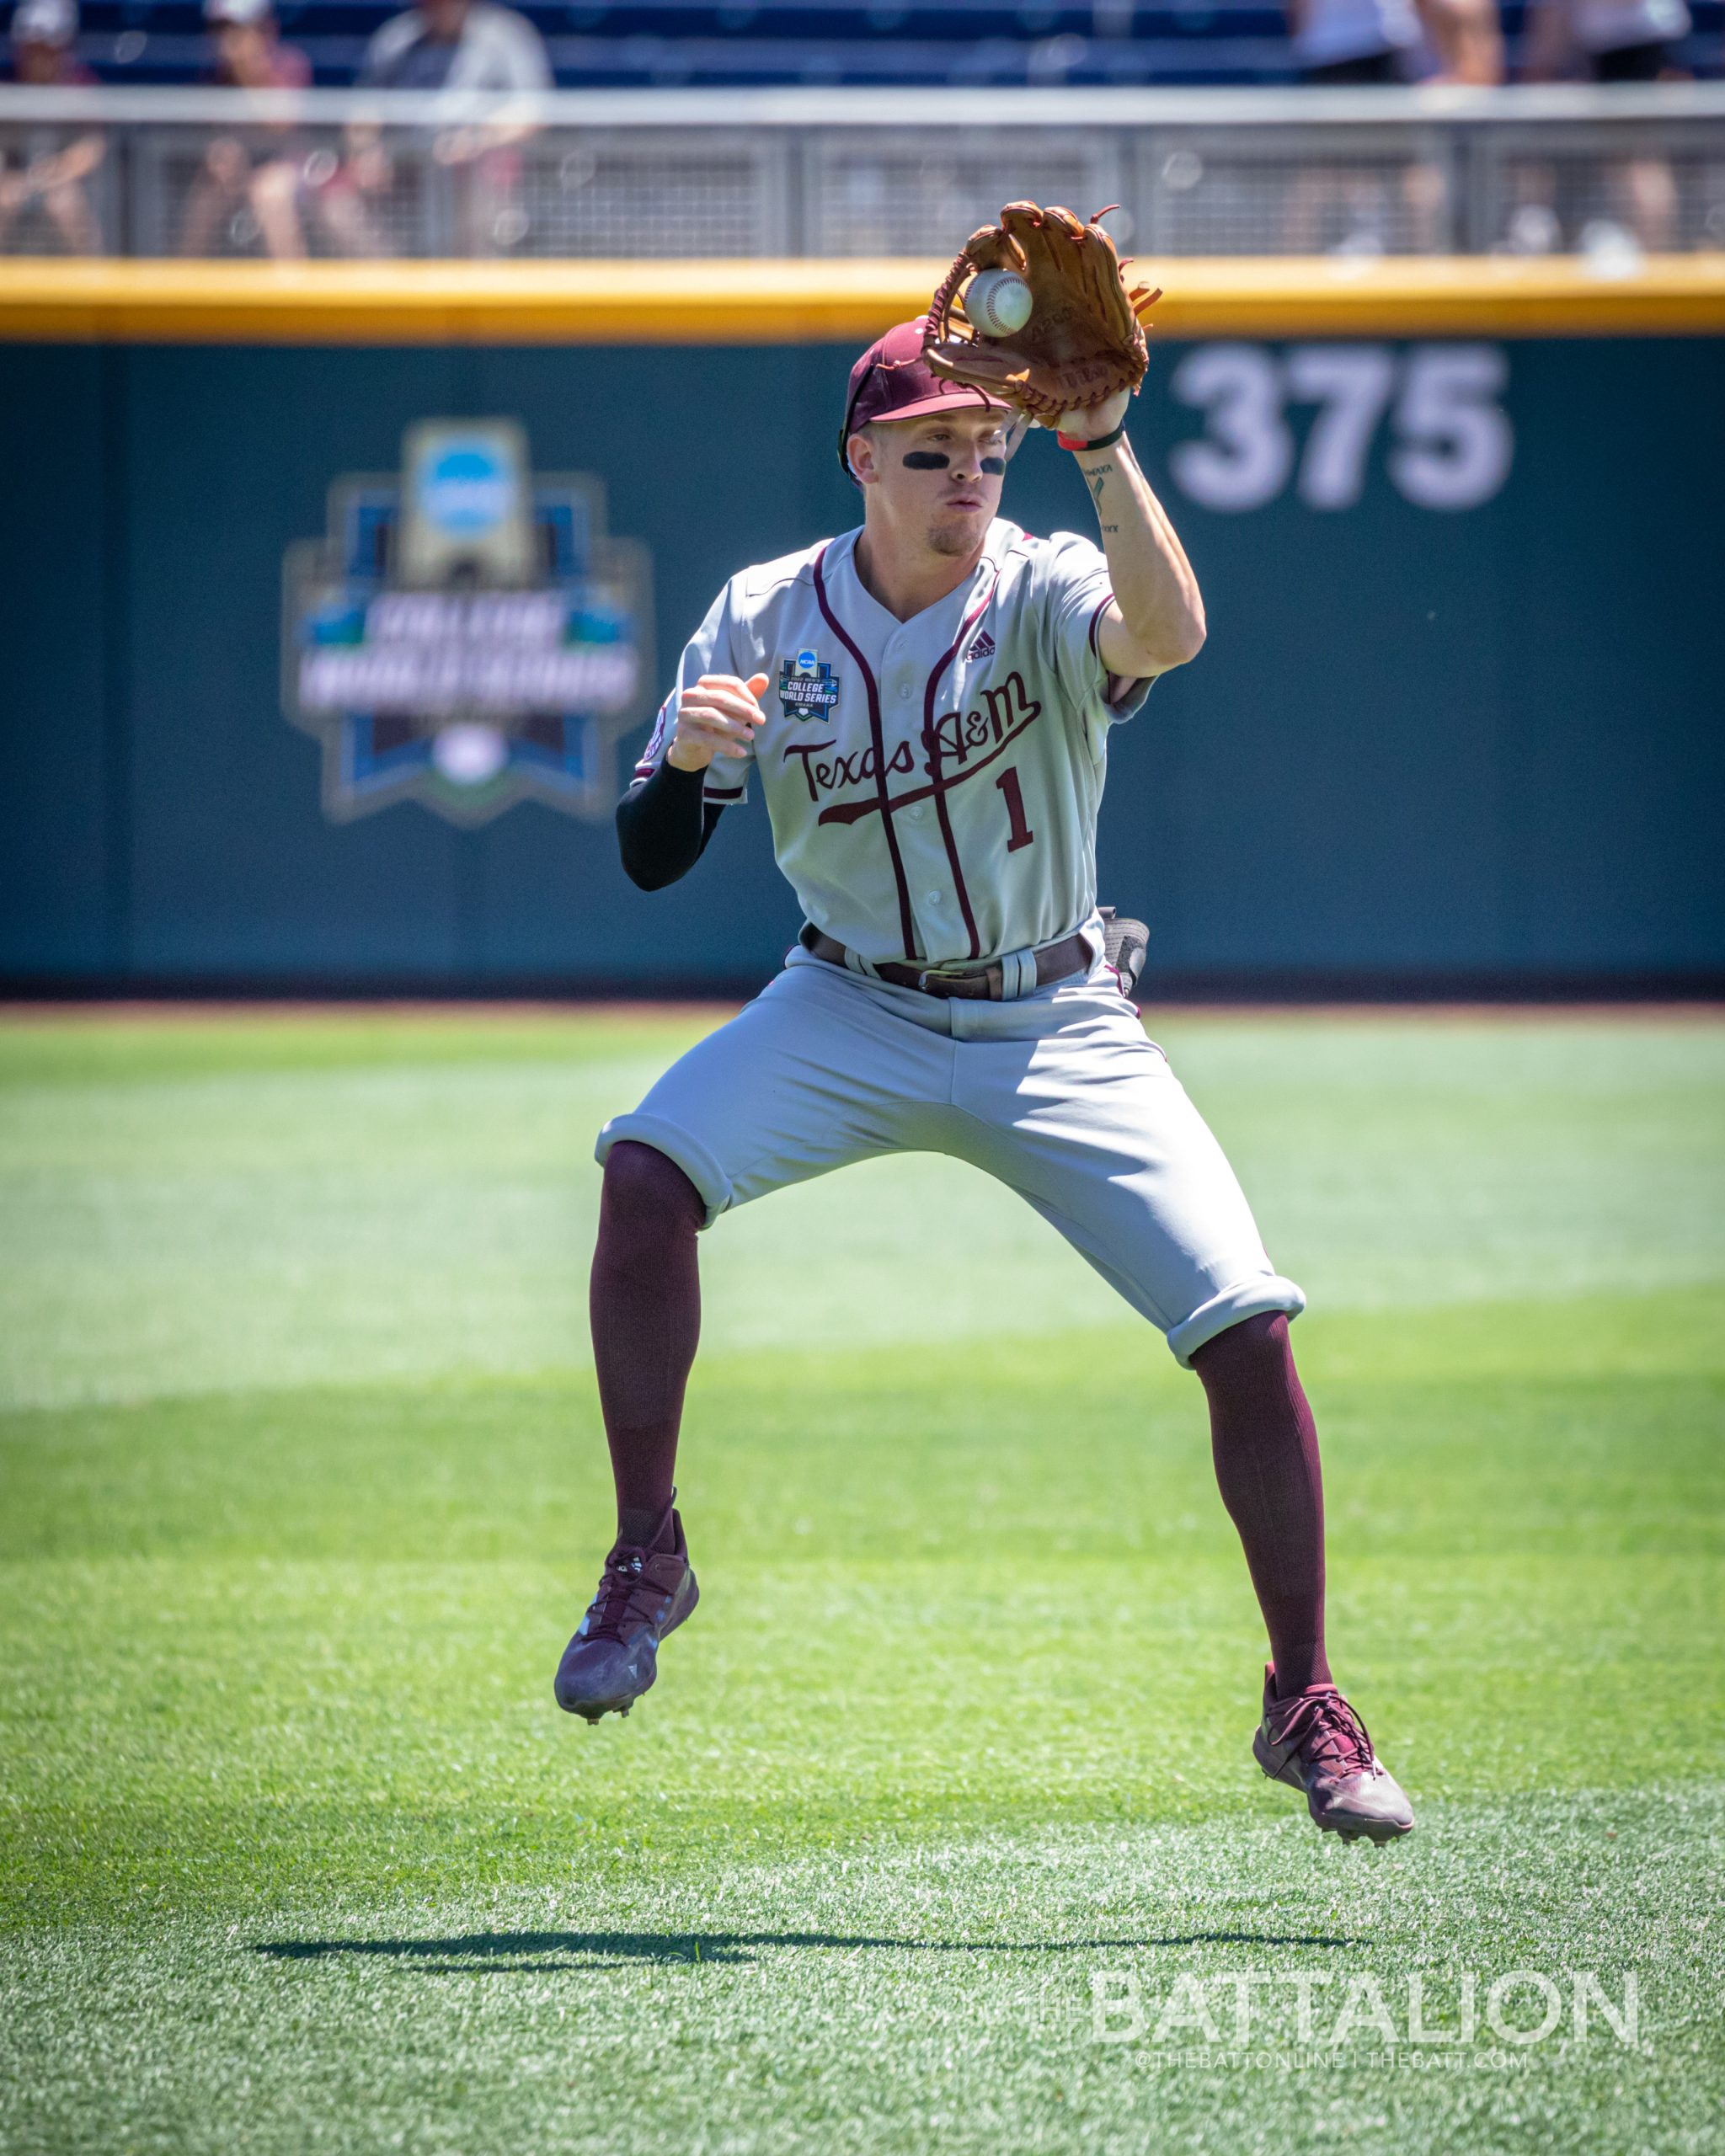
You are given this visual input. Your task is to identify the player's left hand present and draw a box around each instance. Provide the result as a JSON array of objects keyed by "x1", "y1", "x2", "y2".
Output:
[{"x1": 1052, "y1": 386, "x2": 1133, "y2": 445}]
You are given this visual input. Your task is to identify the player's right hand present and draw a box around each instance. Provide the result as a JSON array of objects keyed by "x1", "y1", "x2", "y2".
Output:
[{"x1": 666, "y1": 673, "x2": 770, "y2": 771}]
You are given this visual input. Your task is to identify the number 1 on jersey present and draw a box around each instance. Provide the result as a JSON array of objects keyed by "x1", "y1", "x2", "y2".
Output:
[{"x1": 996, "y1": 766, "x2": 1035, "y2": 852}]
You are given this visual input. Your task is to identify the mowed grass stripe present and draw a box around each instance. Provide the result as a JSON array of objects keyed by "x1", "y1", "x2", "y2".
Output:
[
  {"x1": 3, "y1": 1012, "x2": 1722, "y2": 1409},
  {"x1": 3, "y1": 1295, "x2": 1718, "y2": 1562}
]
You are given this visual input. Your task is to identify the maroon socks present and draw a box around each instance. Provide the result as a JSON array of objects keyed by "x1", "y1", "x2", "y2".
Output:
[
  {"x1": 1191, "y1": 1312, "x2": 1332, "y2": 1700},
  {"x1": 589, "y1": 1141, "x2": 704, "y2": 1553},
  {"x1": 591, "y1": 1157, "x2": 1331, "y2": 1686}
]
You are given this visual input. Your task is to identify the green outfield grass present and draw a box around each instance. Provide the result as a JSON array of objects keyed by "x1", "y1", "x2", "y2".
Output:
[{"x1": 1, "y1": 1008, "x2": 1721, "y2": 2154}]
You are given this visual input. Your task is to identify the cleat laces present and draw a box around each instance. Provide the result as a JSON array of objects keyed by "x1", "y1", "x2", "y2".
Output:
[
  {"x1": 1272, "y1": 1688, "x2": 1377, "y2": 1778},
  {"x1": 583, "y1": 1550, "x2": 657, "y2": 1646}
]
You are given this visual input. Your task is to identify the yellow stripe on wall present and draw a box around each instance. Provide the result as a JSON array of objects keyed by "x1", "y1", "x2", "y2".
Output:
[{"x1": 2, "y1": 255, "x2": 1723, "y2": 343}]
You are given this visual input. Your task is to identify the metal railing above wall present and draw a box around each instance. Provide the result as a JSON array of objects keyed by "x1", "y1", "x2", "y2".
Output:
[{"x1": 1, "y1": 83, "x2": 1722, "y2": 260}]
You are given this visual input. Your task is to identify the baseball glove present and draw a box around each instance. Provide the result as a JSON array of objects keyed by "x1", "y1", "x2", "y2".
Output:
[{"x1": 922, "y1": 202, "x2": 1161, "y2": 427}]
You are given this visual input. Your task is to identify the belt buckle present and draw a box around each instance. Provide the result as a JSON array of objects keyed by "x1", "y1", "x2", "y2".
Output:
[{"x1": 917, "y1": 964, "x2": 997, "y2": 1001}]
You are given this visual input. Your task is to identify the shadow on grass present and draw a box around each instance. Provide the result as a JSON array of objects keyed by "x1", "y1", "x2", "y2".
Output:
[{"x1": 258, "y1": 1928, "x2": 1359, "y2": 1971}]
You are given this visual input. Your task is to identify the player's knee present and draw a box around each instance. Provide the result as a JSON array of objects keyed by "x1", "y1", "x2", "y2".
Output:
[
  {"x1": 1190, "y1": 1310, "x2": 1291, "y2": 1395},
  {"x1": 601, "y1": 1139, "x2": 705, "y2": 1234}
]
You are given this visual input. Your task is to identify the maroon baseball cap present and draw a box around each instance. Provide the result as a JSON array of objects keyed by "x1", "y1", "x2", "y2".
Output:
[{"x1": 837, "y1": 318, "x2": 1011, "y2": 478}]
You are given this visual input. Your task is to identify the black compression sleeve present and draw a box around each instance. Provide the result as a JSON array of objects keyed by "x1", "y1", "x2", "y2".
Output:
[{"x1": 616, "y1": 760, "x2": 728, "y2": 891}]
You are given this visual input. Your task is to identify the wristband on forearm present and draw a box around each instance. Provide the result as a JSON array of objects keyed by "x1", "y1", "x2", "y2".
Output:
[{"x1": 1057, "y1": 419, "x2": 1128, "y2": 453}]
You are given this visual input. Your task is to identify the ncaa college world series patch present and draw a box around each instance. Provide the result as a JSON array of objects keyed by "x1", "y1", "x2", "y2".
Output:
[{"x1": 777, "y1": 650, "x2": 841, "y2": 720}]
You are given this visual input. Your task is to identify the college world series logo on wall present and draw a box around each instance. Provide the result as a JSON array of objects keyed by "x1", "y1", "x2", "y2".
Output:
[{"x1": 282, "y1": 421, "x2": 653, "y2": 825}]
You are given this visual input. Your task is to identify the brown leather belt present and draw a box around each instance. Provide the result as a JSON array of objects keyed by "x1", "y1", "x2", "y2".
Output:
[{"x1": 803, "y1": 926, "x2": 1092, "y2": 1001}]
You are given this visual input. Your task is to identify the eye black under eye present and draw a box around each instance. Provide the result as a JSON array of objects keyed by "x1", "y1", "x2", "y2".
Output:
[{"x1": 902, "y1": 450, "x2": 1008, "y2": 473}]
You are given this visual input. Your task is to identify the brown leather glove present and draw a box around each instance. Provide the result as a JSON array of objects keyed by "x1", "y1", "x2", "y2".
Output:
[{"x1": 922, "y1": 201, "x2": 1161, "y2": 428}]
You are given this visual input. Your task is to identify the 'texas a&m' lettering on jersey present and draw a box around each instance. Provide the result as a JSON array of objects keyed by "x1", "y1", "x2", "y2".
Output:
[{"x1": 797, "y1": 671, "x2": 1044, "y2": 824}]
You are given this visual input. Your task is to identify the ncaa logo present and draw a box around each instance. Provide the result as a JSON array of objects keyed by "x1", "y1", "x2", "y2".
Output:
[{"x1": 418, "y1": 442, "x2": 512, "y2": 536}]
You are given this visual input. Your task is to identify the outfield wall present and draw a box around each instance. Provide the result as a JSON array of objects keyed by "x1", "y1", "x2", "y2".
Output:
[{"x1": 2, "y1": 260, "x2": 1721, "y2": 995}]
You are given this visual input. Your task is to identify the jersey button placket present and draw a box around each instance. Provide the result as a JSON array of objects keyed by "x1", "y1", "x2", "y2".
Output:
[{"x1": 886, "y1": 639, "x2": 943, "y2": 955}]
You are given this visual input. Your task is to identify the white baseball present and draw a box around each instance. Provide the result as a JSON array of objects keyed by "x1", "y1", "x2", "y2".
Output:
[{"x1": 967, "y1": 269, "x2": 1033, "y2": 337}]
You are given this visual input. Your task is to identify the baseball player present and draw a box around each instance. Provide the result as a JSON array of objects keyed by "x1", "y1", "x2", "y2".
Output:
[{"x1": 553, "y1": 312, "x2": 1413, "y2": 1845}]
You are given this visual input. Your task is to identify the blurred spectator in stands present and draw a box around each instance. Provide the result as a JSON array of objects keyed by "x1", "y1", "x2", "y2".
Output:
[
  {"x1": 1289, "y1": 0, "x2": 1503, "y2": 79},
  {"x1": 4, "y1": 0, "x2": 87, "y2": 82},
  {"x1": 1422, "y1": 0, "x2": 1505, "y2": 80},
  {"x1": 0, "y1": 0, "x2": 104, "y2": 253},
  {"x1": 1283, "y1": 0, "x2": 1500, "y2": 250},
  {"x1": 335, "y1": 0, "x2": 550, "y2": 255},
  {"x1": 358, "y1": 0, "x2": 550, "y2": 91},
  {"x1": 1287, "y1": 0, "x2": 1424, "y2": 80},
  {"x1": 206, "y1": 0, "x2": 310, "y2": 89},
  {"x1": 1521, "y1": 0, "x2": 1690, "y2": 249},
  {"x1": 178, "y1": 0, "x2": 314, "y2": 258},
  {"x1": 1523, "y1": 0, "x2": 1690, "y2": 80}
]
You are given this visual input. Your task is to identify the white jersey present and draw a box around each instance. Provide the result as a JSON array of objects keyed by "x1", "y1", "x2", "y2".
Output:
[{"x1": 634, "y1": 519, "x2": 1154, "y2": 969}]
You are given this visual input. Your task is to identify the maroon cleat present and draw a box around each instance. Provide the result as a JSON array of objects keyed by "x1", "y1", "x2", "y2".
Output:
[
  {"x1": 1252, "y1": 1667, "x2": 1414, "y2": 1844},
  {"x1": 553, "y1": 1503, "x2": 698, "y2": 1724}
]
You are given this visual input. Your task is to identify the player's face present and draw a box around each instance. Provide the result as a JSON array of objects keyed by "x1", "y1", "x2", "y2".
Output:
[{"x1": 861, "y1": 412, "x2": 1012, "y2": 560}]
